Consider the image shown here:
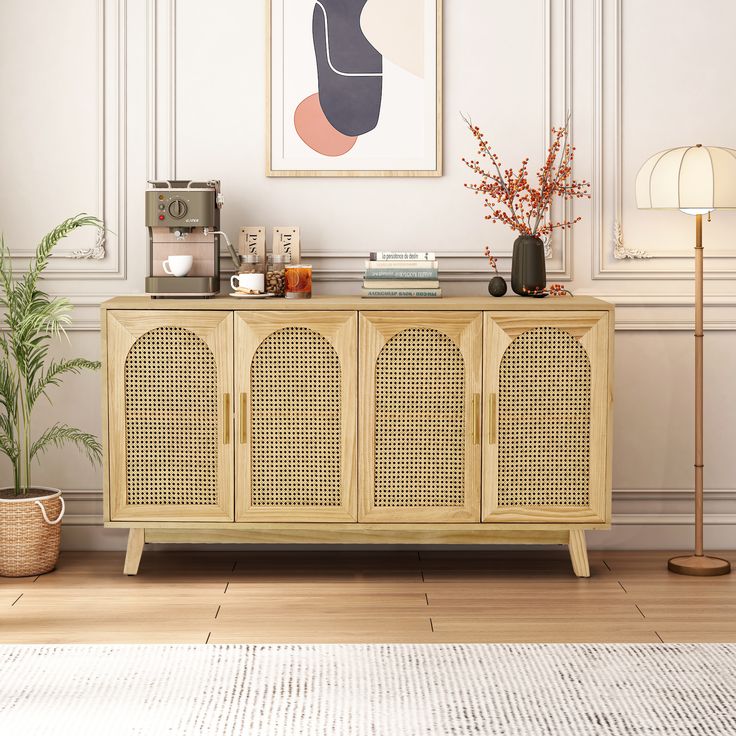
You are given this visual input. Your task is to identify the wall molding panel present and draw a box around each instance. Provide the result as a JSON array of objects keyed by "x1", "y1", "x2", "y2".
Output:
[
  {"x1": 541, "y1": 0, "x2": 573, "y2": 277},
  {"x1": 593, "y1": 0, "x2": 736, "y2": 281},
  {"x1": 8, "y1": 0, "x2": 128, "y2": 279},
  {"x1": 146, "y1": 0, "x2": 178, "y2": 182}
]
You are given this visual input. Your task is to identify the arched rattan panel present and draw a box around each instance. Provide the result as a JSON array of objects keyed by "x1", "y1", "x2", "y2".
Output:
[
  {"x1": 497, "y1": 326, "x2": 591, "y2": 508},
  {"x1": 124, "y1": 326, "x2": 219, "y2": 506},
  {"x1": 374, "y1": 328, "x2": 465, "y2": 507},
  {"x1": 250, "y1": 326, "x2": 342, "y2": 507}
]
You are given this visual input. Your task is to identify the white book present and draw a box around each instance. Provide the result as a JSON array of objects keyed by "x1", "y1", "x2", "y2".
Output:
[
  {"x1": 364, "y1": 260, "x2": 438, "y2": 270},
  {"x1": 362, "y1": 279, "x2": 440, "y2": 289},
  {"x1": 369, "y1": 252, "x2": 435, "y2": 261}
]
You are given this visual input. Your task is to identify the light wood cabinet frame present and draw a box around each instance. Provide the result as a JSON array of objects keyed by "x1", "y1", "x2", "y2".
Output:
[
  {"x1": 359, "y1": 312, "x2": 483, "y2": 523},
  {"x1": 107, "y1": 310, "x2": 234, "y2": 522},
  {"x1": 100, "y1": 296, "x2": 614, "y2": 577},
  {"x1": 482, "y1": 311, "x2": 612, "y2": 524},
  {"x1": 234, "y1": 311, "x2": 358, "y2": 521}
]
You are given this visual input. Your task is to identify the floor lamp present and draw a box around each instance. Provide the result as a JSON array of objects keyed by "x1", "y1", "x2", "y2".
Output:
[{"x1": 636, "y1": 144, "x2": 736, "y2": 576}]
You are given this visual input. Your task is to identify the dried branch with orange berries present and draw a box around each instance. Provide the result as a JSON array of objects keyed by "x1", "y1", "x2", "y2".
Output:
[
  {"x1": 522, "y1": 283, "x2": 572, "y2": 297},
  {"x1": 461, "y1": 114, "x2": 591, "y2": 238},
  {"x1": 483, "y1": 245, "x2": 499, "y2": 274}
]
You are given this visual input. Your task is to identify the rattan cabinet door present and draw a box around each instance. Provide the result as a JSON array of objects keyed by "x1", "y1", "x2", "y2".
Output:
[
  {"x1": 235, "y1": 311, "x2": 357, "y2": 521},
  {"x1": 107, "y1": 311, "x2": 234, "y2": 522},
  {"x1": 483, "y1": 311, "x2": 612, "y2": 524},
  {"x1": 359, "y1": 312, "x2": 482, "y2": 523}
]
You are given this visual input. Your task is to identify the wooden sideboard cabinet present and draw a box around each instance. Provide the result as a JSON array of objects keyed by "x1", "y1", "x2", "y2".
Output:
[{"x1": 101, "y1": 296, "x2": 614, "y2": 577}]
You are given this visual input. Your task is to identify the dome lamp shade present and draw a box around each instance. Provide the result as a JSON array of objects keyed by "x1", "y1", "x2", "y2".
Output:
[{"x1": 635, "y1": 144, "x2": 736, "y2": 213}]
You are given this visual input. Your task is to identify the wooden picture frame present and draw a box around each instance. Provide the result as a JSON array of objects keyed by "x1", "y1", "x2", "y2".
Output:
[{"x1": 266, "y1": 0, "x2": 443, "y2": 177}]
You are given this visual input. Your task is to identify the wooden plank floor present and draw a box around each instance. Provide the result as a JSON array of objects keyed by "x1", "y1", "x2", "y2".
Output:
[{"x1": 1, "y1": 550, "x2": 735, "y2": 644}]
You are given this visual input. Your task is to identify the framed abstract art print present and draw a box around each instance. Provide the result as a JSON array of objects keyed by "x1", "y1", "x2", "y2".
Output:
[{"x1": 267, "y1": 0, "x2": 442, "y2": 177}]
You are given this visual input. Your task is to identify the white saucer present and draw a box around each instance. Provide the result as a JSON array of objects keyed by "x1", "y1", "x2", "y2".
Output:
[{"x1": 229, "y1": 291, "x2": 277, "y2": 299}]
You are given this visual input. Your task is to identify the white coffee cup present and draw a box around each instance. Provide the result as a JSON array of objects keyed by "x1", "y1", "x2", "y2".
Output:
[
  {"x1": 162, "y1": 255, "x2": 193, "y2": 277},
  {"x1": 231, "y1": 272, "x2": 265, "y2": 293}
]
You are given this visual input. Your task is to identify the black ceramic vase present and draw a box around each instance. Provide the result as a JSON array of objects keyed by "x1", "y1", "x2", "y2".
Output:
[{"x1": 511, "y1": 235, "x2": 546, "y2": 296}]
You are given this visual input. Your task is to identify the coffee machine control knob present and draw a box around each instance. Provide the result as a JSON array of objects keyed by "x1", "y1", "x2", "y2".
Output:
[{"x1": 168, "y1": 199, "x2": 188, "y2": 219}]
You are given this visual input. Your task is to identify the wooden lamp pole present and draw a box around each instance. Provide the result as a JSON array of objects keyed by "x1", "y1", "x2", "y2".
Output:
[
  {"x1": 636, "y1": 144, "x2": 736, "y2": 577},
  {"x1": 668, "y1": 213, "x2": 730, "y2": 576}
]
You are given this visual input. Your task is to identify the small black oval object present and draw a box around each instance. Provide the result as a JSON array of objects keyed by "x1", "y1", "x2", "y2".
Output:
[{"x1": 488, "y1": 276, "x2": 508, "y2": 297}]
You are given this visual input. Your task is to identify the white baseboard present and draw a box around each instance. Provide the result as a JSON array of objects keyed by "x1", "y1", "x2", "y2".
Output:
[{"x1": 58, "y1": 490, "x2": 736, "y2": 552}]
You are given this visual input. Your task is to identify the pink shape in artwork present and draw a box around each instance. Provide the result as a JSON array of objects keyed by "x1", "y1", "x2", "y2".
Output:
[{"x1": 294, "y1": 94, "x2": 358, "y2": 157}]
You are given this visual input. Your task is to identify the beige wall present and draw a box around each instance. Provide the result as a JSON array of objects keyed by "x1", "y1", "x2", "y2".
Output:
[{"x1": 1, "y1": 0, "x2": 735, "y2": 550}]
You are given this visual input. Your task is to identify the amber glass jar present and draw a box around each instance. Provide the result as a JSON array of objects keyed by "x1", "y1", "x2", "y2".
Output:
[{"x1": 285, "y1": 264, "x2": 312, "y2": 299}]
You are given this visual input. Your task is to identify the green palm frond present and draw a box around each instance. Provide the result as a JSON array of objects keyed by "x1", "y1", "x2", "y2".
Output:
[
  {"x1": 14, "y1": 299, "x2": 73, "y2": 389},
  {"x1": 29, "y1": 358, "x2": 101, "y2": 407},
  {"x1": 30, "y1": 423, "x2": 102, "y2": 465},
  {"x1": 21, "y1": 215, "x2": 101, "y2": 296},
  {"x1": 0, "y1": 331, "x2": 11, "y2": 361},
  {"x1": 0, "y1": 360, "x2": 18, "y2": 425},
  {"x1": 0, "y1": 239, "x2": 14, "y2": 313},
  {"x1": 0, "y1": 215, "x2": 103, "y2": 494},
  {"x1": 0, "y1": 431, "x2": 18, "y2": 462}
]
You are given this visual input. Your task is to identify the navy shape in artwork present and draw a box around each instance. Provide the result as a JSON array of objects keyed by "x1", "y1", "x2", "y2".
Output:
[{"x1": 312, "y1": 0, "x2": 383, "y2": 138}]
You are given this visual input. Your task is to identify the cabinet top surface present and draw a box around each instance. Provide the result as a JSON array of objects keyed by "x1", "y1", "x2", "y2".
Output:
[{"x1": 101, "y1": 295, "x2": 613, "y2": 312}]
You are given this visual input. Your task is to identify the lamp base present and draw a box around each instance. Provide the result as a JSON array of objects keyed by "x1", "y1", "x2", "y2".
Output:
[{"x1": 668, "y1": 554, "x2": 731, "y2": 576}]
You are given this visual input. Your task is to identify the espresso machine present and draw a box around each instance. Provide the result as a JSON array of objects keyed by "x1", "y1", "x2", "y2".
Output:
[{"x1": 145, "y1": 180, "x2": 239, "y2": 297}]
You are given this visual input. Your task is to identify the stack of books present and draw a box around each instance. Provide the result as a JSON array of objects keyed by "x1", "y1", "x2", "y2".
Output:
[{"x1": 361, "y1": 251, "x2": 441, "y2": 298}]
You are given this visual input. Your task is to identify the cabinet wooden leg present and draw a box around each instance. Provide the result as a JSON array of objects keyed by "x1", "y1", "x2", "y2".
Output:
[
  {"x1": 124, "y1": 528, "x2": 145, "y2": 575},
  {"x1": 568, "y1": 529, "x2": 590, "y2": 578}
]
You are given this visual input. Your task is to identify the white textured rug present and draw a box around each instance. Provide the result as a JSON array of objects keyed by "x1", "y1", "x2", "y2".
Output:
[{"x1": 1, "y1": 644, "x2": 735, "y2": 735}]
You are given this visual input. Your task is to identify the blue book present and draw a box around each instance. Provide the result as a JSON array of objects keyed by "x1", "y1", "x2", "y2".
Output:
[
  {"x1": 364, "y1": 269, "x2": 439, "y2": 280},
  {"x1": 363, "y1": 279, "x2": 439, "y2": 289},
  {"x1": 361, "y1": 288, "x2": 442, "y2": 298}
]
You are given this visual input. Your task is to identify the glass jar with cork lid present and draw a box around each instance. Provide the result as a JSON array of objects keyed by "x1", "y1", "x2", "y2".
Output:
[{"x1": 266, "y1": 253, "x2": 290, "y2": 296}]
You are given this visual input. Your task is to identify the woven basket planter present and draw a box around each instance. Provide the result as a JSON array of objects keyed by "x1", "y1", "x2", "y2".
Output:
[{"x1": 0, "y1": 487, "x2": 65, "y2": 577}]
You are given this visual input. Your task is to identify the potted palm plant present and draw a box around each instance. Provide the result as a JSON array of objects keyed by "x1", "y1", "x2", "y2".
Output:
[{"x1": 0, "y1": 215, "x2": 103, "y2": 577}]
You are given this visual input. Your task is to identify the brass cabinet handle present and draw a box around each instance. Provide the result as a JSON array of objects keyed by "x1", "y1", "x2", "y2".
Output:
[
  {"x1": 240, "y1": 392, "x2": 248, "y2": 444},
  {"x1": 488, "y1": 393, "x2": 497, "y2": 445},
  {"x1": 472, "y1": 393, "x2": 481, "y2": 445},
  {"x1": 223, "y1": 393, "x2": 231, "y2": 445}
]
